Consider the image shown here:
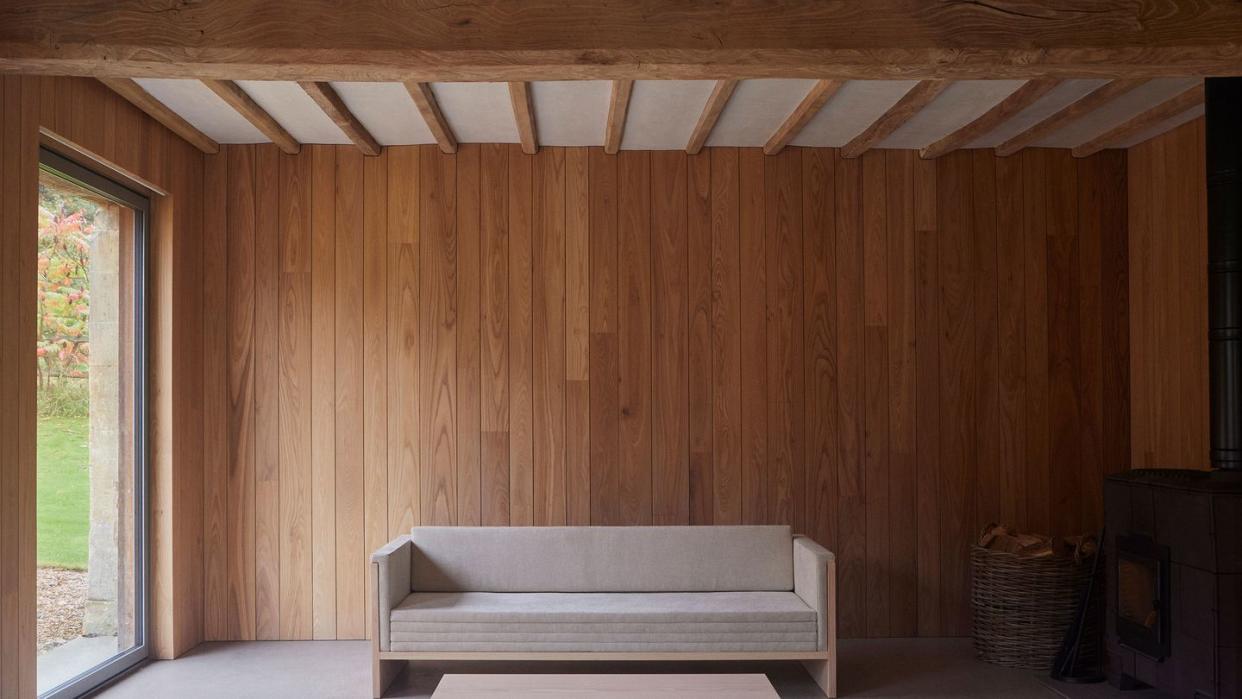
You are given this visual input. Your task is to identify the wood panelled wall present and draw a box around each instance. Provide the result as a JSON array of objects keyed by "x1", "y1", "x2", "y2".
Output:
[
  {"x1": 203, "y1": 143, "x2": 1129, "y2": 642},
  {"x1": 1, "y1": 75, "x2": 205, "y2": 697},
  {"x1": 1128, "y1": 118, "x2": 1209, "y2": 469}
]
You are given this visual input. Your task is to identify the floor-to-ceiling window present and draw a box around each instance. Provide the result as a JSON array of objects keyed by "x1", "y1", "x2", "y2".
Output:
[{"x1": 35, "y1": 148, "x2": 148, "y2": 698}]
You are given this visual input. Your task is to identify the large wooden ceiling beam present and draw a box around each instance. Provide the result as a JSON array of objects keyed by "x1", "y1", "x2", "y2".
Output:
[
  {"x1": 508, "y1": 81, "x2": 538, "y2": 154},
  {"x1": 764, "y1": 79, "x2": 844, "y2": 155},
  {"x1": 298, "y1": 81, "x2": 381, "y2": 156},
  {"x1": 98, "y1": 78, "x2": 219, "y2": 154},
  {"x1": 7, "y1": 1, "x2": 1242, "y2": 81},
  {"x1": 686, "y1": 79, "x2": 738, "y2": 155},
  {"x1": 604, "y1": 80, "x2": 634, "y2": 155},
  {"x1": 994, "y1": 79, "x2": 1148, "y2": 156},
  {"x1": 405, "y1": 81, "x2": 457, "y2": 154},
  {"x1": 919, "y1": 79, "x2": 1060, "y2": 160},
  {"x1": 842, "y1": 80, "x2": 949, "y2": 159},
  {"x1": 202, "y1": 79, "x2": 299, "y2": 154},
  {"x1": 1072, "y1": 82, "x2": 1205, "y2": 157}
]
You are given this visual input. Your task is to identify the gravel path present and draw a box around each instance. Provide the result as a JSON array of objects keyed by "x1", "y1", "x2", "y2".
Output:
[{"x1": 38, "y1": 566, "x2": 86, "y2": 653}]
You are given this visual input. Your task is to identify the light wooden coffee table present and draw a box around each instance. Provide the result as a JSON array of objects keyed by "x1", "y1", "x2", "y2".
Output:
[{"x1": 431, "y1": 673, "x2": 779, "y2": 698}]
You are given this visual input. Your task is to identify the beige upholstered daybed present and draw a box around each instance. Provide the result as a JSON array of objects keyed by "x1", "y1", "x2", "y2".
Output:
[{"x1": 370, "y1": 525, "x2": 837, "y2": 697}]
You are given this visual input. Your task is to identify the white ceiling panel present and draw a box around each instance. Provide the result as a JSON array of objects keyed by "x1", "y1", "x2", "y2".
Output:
[
  {"x1": 133, "y1": 78, "x2": 268, "y2": 143},
  {"x1": 880, "y1": 80, "x2": 1025, "y2": 149},
  {"x1": 531, "y1": 80, "x2": 610, "y2": 146},
  {"x1": 793, "y1": 80, "x2": 916, "y2": 147},
  {"x1": 431, "y1": 82, "x2": 519, "y2": 144},
  {"x1": 235, "y1": 81, "x2": 349, "y2": 144},
  {"x1": 330, "y1": 82, "x2": 434, "y2": 146},
  {"x1": 707, "y1": 79, "x2": 818, "y2": 148},
  {"x1": 1034, "y1": 77, "x2": 1201, "y2": 148},
  {"x1": 1115, "y1": 105, "x2": 1205, "y2": 149},
  {"x1": 621, "y1": 80, "x2": 716, "y2": 150},
  {"x1": 965, "y1": 79, "x2": 1110, "y2": 148}
]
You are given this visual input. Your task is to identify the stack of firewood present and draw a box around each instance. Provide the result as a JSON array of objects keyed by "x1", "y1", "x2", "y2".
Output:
[{"x1": 977, "y1": 524, "x2": 1097, "y2": 563}]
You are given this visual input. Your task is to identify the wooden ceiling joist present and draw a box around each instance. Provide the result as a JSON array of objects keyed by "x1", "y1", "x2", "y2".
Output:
[
  {"x1": 98, "y1": 78, "x2": 219, "y2": 154},
  {"x1": 604, "y1": 79, "x2": 634, "y2": 155},
  {"x1": 298, "y1": 81, "x2": 381, "y2": 156},
  {"x1": 842, "y1": 80, "x2": 949, "y2": 159},
  {"x1": 202, "y1": 79, "x2": 299, "y2": 155},
  {"x1": 1072, "y1": 82, "x2": 1205, "y2": 157},
  {"x1": 686, "y1": 79, "x2": 738, "y2": 154},
  {"x1": 404, "y1": 81, "x2": 457, "y2": 154},
  {"x1": 920, "y1": 79, "x2": 1060, "y2": 160},
  {"x1": 764, "y1": 79, "x2": 843, "y2": 155},
  {"x1": 994, "y1": 79, "x2": 1148, "y2": 156},
  {"x1": 507, "y1": 81, "x2": 538, "y2": 154},
  {"x1": 7, "y1": 1, "x2": 1242, "y2": 81}
]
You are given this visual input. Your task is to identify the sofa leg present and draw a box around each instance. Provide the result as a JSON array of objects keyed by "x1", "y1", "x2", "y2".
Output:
[
  {"x1": 802, "y1": 658, "x2": 836, "y2": 698},
  {"x1": 373, "y1": 658, "x2": 403, "y2": 699}
]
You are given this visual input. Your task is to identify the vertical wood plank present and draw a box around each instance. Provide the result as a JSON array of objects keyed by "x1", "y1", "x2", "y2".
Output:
[
  {"x1": 480, "y1": 144, "x2": 511, "y2": 525},
  {"x1": 1046, "y1": 150, "x2": 1082, "y2": 538},
  {"x1": 834, "y1": 151, "x2": 866, "y2": 639},
  {"x1": 886, "y1": 149, "x2": 917, "y2": 638},
  {"x1": 253, "y1": 145, "x2": 280, "y2": 641},
  {"x1": 1099, "y1": 150, "x2": 1130, "y2": 480},
  {"x1": 277, "y1": 148, "x2": 312, "y2": 640},
  {"x1": 618, "y1": 150, "x2": 653, "y2": 525},
  {"x1": 308, "y1": 146, "x2": 337, "y2": 639},
  {"x1": 1022, "y1": 149, "x2": 1051, "y2": 534},
  {"x1": 1076, "y1": 155, "x2": 1105, "y2": 530},
  {"x1": 202, "y1": 150, "x2": 230, "y2": 640},
  {"x1": 564, "y1": 147, "x2": 592, "y2": 525},
  {"x1": 687, "y1": 151, "x2": 714, "y2": 525},
  {"x1": 334, "y1": 147, "x2": 366, "y2": 635},
  {"x1": 711, "y1": 148, "x2": 743, "y2": 526},
  {"x1": 766, "y1": 148, "x2": 805, "y2": 532},
  {"x1": 387, "y1": 146, "x2": 420, "y2": 534},
  {"x1": 739, "y1": 148, "x2": 768, "y2": 525},
  {"x1": 509, "y1": 144, "x2": 535, "y2": 525},
  {"x1": 971, "y1": 150, "x2": 1001, "y2": 535},
  {"x1": 803, "y1": 148, "x2": 838, "y2": 552},
  {"x1": 861, "y1": 150, "x2": 889, "y2": 638},
  {"x1": 589, "y1": 148, "x2": 621, "y2": 525},
  {"x1": 937, "y1": 151, "x2": 976, "y2": 638},
  {"x1": 533, "y1": 148, "x2": 567, "y2": 525},
  {"x1": 994, "y1": 153, "x2": 1027, "y2": 528},
  {"x1": 652, "y1": 150, "x2": 690, "y2": 525},
  {"x1": 419, "y1": 146, "x2": 458, "y2": 525},
  {"x1": 226, "y1": 144, "x2": 257, "y2": 640},
  {"x1": 456, "y1": 145, "x2": 482, "y2": 526},
  {"x1": 359, "y1": 149, "x2": 389, "y2": 637}
]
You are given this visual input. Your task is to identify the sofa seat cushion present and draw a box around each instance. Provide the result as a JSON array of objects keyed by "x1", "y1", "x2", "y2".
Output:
[{"x1": 388, "y1": 591, "x2": 818, "y2": 652}]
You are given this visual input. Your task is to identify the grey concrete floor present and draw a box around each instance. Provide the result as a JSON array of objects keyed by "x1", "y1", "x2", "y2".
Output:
[{"x1": 92, "y1": 638, "x2": 1172, "y2": 699}]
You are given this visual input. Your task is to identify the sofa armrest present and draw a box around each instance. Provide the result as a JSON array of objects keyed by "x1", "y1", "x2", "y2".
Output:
[
  {"x1": 371, "y1": 535, "x2": 412, "y2": 652},
  {"x1": 793, "y1": 535, "x2": 836, "y2": 652}
]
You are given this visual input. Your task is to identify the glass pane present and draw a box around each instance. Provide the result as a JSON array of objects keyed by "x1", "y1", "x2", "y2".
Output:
[
  {"x1": 36, "y1": 170, "x2": 138, "y2": 695},
  {"x1": 1117, "y1": 557, "x2": 1159, "y2": 629}
]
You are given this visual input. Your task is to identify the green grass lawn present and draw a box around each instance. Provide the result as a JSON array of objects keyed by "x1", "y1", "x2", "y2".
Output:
[{"x1": 37, "y1": 415, "x2": 89, "y2": 569}]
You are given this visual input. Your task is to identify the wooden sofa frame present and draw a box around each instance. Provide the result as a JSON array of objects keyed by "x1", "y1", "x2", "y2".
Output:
[{"x1": 370, "y1": 555, "x2": 837, "y2": 698}]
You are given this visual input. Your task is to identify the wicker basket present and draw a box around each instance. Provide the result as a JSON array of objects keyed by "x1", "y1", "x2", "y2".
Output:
[{"x1": 970, "y1": 543, "x2": 1099, "y2": 670}]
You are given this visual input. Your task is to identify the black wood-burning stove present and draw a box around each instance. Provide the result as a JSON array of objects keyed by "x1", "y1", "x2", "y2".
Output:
[{"x1": 1103, "y1": 77, "x2": 1242, "y2": 699}]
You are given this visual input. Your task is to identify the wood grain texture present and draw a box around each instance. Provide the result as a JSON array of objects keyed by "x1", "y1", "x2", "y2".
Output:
[
  {"x1": 995, "y1": 79, "x2": 1148, "y2": 156},
  {"x1": 764, "y1": 80, "x2": 843, "y2": 155},
  {"x1": 197, "y1": 141, "x2": 1137, "y2": 643},
  {"x1": 1072, "y1": 82, "x2": 1204, "y2": 157},
  {"x1": 299, "y1": 82, "x2": 381, "y2": 156},
  {"x1": 253, "y1": 146, "x2": 279, "y2": 641},
  {"x1": 605, "y1": 80, "x2": 634, "y2": 155},
  {"x1": 203, "y1": 79, "x2": 299, "y2": 154},
  {"x1": 405, "y1": 81, "x2": 457, "y2": 154},
  {"x1": 508, "y1": 82, "x2": 538, "y2": 155},
  {"x1": 98, "y1": 78, "x2": 219, "y2": 154},
  {"x1": 686, "y1": 80, "x2": 737, "y2": 155},
  {"x1": 842, "y1": 81, "x2": 949, "y2": 159},
  {"x1": 9, "y1": 2, "x2": 1242, "y2": 80},
  {"x1": 921, "y1": 79, "x2": 1060, "y2": 159}
]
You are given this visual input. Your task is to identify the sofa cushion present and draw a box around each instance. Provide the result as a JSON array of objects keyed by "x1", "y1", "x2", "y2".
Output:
[
  {"x1": 388, "y1": 591, "x2": 818, "y2": 653},
  {"x1": 409, "y1": 525, "x2": 793, "y2": 592}
]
